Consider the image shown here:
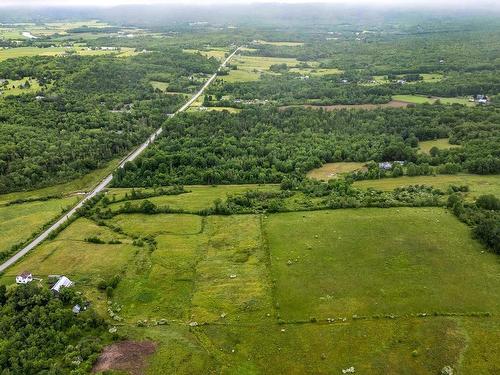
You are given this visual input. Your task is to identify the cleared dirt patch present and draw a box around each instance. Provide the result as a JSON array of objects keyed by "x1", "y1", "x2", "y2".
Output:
[
  {"x1": 280, "y1": 101, "x2": 408, "y2": 111},
  {"x1": 307, "y1": 162, "x2": 367, "y2": 180},
  {"x1": 93, "y1": 340, "x2": 157, "y2": 375}
]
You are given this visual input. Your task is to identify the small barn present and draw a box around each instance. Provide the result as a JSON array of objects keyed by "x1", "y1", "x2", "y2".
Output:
[{"x1": 51, "y1": 276, "x2": 73, "y2": 293}]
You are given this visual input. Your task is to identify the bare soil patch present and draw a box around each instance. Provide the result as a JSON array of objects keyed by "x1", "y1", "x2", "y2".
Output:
[
  {"x1": 280, "y1": 101, "x2": 408, "y2": 111},
  {"x1": 93, "y1": 340, "x2": 157, "y2": 375}
]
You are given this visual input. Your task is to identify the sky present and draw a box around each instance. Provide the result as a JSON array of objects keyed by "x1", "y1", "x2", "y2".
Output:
[{"x1": 0, "y1": 0, "x2": 496, "y2": 7}]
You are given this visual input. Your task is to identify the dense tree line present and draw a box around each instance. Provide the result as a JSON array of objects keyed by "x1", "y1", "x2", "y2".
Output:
[
  {"x1": 112, "y1": 105, "x2": 500, "y2": 187},
  {"x1": 0, "y1": 283, "x2": 110, "y2": 374},
  {"x1": 0, "y1": 50, "x2": 218, "y2": 193}
]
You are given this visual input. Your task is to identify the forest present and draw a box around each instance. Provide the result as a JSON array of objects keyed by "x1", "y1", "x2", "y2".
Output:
[
  {"x1": 0, "y1": 50, "x2": 218, "y2": 193},
  {"x1": 113, "y1": 105, "x2": 500, "y2": 187},
  {"x1": 0, "y1": 283, "x2": 110, "y2": 374}
]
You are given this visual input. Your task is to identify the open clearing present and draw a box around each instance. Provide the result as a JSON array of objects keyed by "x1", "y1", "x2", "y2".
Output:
[
  {"x1": 223, "y1": 55, "x2": 301, "y2": 82},
  {"x1": 0, "y1": 77, "x2": 42, "y2": 96},
  {"x1": 4, "y1": 206, "x2": 500, "y2": 373},
  {"x1": 418, "y1": 138, "x2": 460, "y2": 154},
  {"x1": 307, "y1": 162, "x2": 367, "y2": 180},
  {"x1": 183, "y1": 48, "x2": 228, "y2": 60},
  {"x1": 354, "y1": 174, "x2": 500, "y2": 198},
  {"x1": 253, "y1": 40, "x2": 304, "y2": 46},
  {"x1": 393, "y1": 95, "x2": 475, "y2": 106}
]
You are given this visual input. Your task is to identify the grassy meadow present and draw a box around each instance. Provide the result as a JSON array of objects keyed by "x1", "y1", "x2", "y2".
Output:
[
  {"x1": 0, "y1": 77, "x2": 42, "y2": 95},
  {"x1": 3, "y1": 204, "x2": 500, "y2": 374},
  {"x1": 0, "y1": 196, "x2": 78, "y2": 255},
  {"x1": 393, "y1": 94, "x2": 474, "y2": 106},
  {"x1": 106, "y1": 184, "x2": 279, "y2": 212},
  {"x1": 307, "y1": 162, "x2": 367, "y2": 180},
  {"x1": 418, "y1": 138, "x2": 460, "y2": 154}
]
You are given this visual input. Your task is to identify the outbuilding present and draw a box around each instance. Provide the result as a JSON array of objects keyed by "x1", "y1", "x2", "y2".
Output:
[
  {"x1": 51, "y1": 276, "x2": 73, "y2": 293},
  {"x1": 16, "y1": 272, "x2": 33, "y2": 284}
]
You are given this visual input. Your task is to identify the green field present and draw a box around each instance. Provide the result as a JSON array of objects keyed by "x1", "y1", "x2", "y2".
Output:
[
  {"x1": 307, "y1": 162, "x2": 367, "y2": 180},
  {"x1": 106, "y1": 184, "x2": 279, "y2": 212},
  {"x1": 4, "y1": 206, "x2": 500, "y2": 373},
  {"x1": 393, "y1": 94, "x2": 474, "y2": 106},
  {"x1": 0, "y1": 77, "x2": 42, "y2": 96},
  {"x1": 354, "y1": 174, "x2": 500, "y2": 198},
  {"x1": 0, "y1": 196, "x2": 78, "y2": 255},
  {"x1": 418, "y1": 138, "x2": 460, "y2": 154},
  {"x1": 183, "y1": 48, "x2": 229, "y2": 60},
  {"x1": 223, "y1": 55, "x2": 301, "y2": 82},
  {"x1": 254, "y1": 40, "x2": 304, "y2": 46}
]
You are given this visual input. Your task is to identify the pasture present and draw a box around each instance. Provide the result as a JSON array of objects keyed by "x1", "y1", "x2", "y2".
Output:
[
  {"x1": 307, "y1": 162, "x2": 367, "y2": 180},
  {"x1": 393, "y1": 94, "x2": 474, "y2": 106},
  {"x1": 223, "y1": 55, "x2": 301, "y2": 82},
  {"x1": 353, "y1": 174, "x2": 500, "y2": 198},
  {"x1": 0, "y1": 196, "x2": 78, "y2": 256},
  {"x1": 4, "y1": 205, "x2": 500, "y2": 374},
  {"x1": 106, "y1": 184, "x2": 279, "y2": 212}
]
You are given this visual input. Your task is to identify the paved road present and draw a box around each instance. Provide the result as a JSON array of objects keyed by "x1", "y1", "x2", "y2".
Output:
[{"x1": 0, "y1": 46, "x2": 242, "y2": 274}]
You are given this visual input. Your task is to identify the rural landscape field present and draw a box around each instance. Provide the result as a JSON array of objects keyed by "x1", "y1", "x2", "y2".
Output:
[{"x1": 0, "y1": 1, "x2": 499, "y2": 374}]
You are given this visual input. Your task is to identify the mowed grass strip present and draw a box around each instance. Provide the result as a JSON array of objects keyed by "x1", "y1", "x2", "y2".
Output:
[
  {"x1": 0, "y1": 196, "x2": 78, "y2": 254},
  {"x1": 190, "y1": 215, "x2": 274, "y2": 323},
  {"x1": 354, "y1": 174, "x2": 500, "y2": 199},
  {"x1": 266, "y1": 208, "x2": 500, "y2": 321}
]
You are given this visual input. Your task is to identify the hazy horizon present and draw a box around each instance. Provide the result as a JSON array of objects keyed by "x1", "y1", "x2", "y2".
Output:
[{"x1": 0, "y1": 0, "x2": 499, "y2": 10}]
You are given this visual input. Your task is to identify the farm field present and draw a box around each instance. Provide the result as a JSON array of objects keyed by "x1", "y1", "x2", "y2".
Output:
[
  {"x1": 106, "y1": 184, "x2": 279, "y2": 212},
  {"x1": 307, "y1": 162, "x2": 367, "y2": 180},
  {"x1": 223, "y1": 55, "x2": 301, "y2": 82},
  {"x1": 418, "y1": 138, "x2": 460, "y2": 154},
  {"x1": 253, "y1": 40, "x2": 304, "y2": 46},
  {"x1": 354, "y1": 174, "x2": 500, "y2": 198},
  {"x1": 183, "y1": 48, "x2": 228, "y2": 60},
  {"x1": 0, "y1": 46, "x2": 138, "y2": 61},
  {"x1": 0, "y1": 20, "x2": 112, "y2": 39},
  {"x1": 3, "y1": 207, "x2": 499, "y2": 374},
  {"x1": 393, "y1": 94, "x2": 474, "y2": 106},
  {"x1": 0, "y1": 196, "x2": 78, "y2": 256}
]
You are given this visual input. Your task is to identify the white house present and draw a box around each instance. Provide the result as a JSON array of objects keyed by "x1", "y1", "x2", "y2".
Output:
[
  {"x1": 16, "y1": 272, "x2": 33, "y2": 284},
  {"x1": 51, "y1": 276, "x2": 73, "y2": 293}
]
